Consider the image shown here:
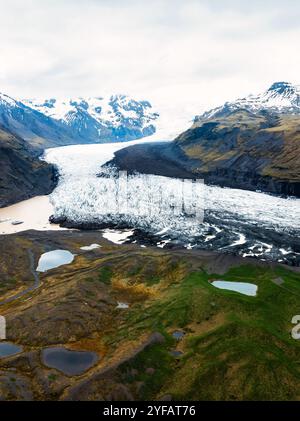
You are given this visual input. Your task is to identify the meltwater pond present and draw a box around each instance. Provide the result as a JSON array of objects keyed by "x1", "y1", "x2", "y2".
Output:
[
  {"x1": 41, "y1": 347, "x2": 99, "y2": 376},
  {"x1": 211, "y1": 281, "x2": 258, "y2": 296},
  {"x1": 0, "y1": 342, "x2": 23, "y2": 358},
  {"x1": 36, "y1": 250, "x2": 75, "y2": 272}
]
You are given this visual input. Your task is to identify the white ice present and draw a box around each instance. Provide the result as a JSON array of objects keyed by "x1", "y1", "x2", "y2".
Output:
[{"x1": 44, "y1": 141, "x2": 300, "y2": 239}]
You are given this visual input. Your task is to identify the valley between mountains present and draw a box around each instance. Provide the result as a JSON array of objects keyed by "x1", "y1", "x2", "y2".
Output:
[{"x1": 0, "y1": 82, "x2": 299, "y2": 401}]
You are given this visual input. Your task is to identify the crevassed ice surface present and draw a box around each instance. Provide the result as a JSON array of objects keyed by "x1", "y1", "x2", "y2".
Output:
[{"x1": 44, "y1": 141, "x2": 300, "y2": 265}]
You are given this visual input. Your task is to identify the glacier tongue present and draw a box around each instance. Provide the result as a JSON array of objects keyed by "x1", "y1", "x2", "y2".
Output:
[{"x1": 44, "y1": 141, "x2": 300, "y2": 265}]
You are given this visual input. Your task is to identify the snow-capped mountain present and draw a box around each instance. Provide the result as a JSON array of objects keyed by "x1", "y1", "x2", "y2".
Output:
[
  {"x1": 0, "y1": 92, "x2": 78, "y2": 148},
  {"x1": 0, "y1": 92, "x2": 19, "y2": 108},
  {"x1": 23, "y1": 94, "x2": 159, "y2": 143},
  {"x1": 0, "y1": 91, "x2": 159, "y2": 148},
  {"x1": 198, "y1": 81, "x2": 300, "y2": 121}
]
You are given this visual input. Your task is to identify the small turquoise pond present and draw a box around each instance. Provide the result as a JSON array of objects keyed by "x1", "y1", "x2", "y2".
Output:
[
  {"x1": 36, "y1": 250, "x2": 75, "y2": 272},
  {"x1": 211, "y1": 281, "x2": 257, "y2": 296}
]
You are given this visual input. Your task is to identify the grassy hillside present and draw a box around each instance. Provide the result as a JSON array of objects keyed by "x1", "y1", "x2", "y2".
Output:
[
  {"x1": 176, "y1": 111, "x2": 300, "y2": 195},
  {"x1": 0, "y1": 231, "x2": 299, "y2": 400}
]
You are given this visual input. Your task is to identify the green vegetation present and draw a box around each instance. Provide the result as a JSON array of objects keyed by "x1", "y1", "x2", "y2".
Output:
[
  {"x1": 0, "y1": 277, "x2": 17, "y2": 289},
  {"x1": 48, "y1": 374, "x2": 58, "y2": 382},
  {"x1": 98, "y1": 266, "x2": 113, "y2": 284},
  {"x1": 121, "y1": 339, "x2": 175, "y2": 400},
  {"x1": 2, "y1": 235, "x2": 299, "y2": 400},
  {"x1": 177, "y1": 111, "x2": 300, "y2": 186},
  {"x1": 112, "y1": 263, "x2": 300, "y2": 400}
]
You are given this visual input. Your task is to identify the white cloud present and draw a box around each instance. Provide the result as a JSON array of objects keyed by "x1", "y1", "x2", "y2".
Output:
[{"x1": 0, "y1": 0, "x2": 299, "y2": 134}]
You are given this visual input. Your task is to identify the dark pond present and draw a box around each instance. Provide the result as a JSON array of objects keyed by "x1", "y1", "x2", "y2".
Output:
[{"x1": 41, "y1": 347, "x2": 98, "y2": 376}]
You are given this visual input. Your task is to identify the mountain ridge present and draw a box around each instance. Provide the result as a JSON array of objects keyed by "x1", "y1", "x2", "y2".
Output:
[
  {"x1": 0, "y1": 92, "x2": 159, "y2": 149},
  {"x1": 0, "y1": 92, "x2": 76, "y2": 149},
  {"x1": 23, "y1": 94, "x2": 159, "y2": 144},
  {"x1": 196, "y1": 81, "x2": 300, "y2": 122}
]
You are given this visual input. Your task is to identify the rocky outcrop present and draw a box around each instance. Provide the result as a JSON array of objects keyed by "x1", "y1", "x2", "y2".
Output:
[{"x1": 0, "y1": 126, "x2": 57, "y2": 207}]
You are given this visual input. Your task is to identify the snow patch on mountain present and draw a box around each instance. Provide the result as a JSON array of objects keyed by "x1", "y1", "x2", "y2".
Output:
[
  {"x1": 23, "y1": 94, "x2": 159, "y2": 139},
  {"x1": 199, "y1": 82, "x2": 300, "y2": 121},
  {"x1": 0, "y1": 92, "x2": 19, "y2": 108}
]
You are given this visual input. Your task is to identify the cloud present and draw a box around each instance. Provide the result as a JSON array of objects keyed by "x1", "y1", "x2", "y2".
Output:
[{"x1": 0, "y1": 0, "x2": 299, "y2": 129}]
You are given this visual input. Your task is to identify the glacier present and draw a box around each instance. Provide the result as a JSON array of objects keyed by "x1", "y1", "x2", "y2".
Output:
[{"x1": 44, "y1": 139, "x2": 300, "y2": 266}]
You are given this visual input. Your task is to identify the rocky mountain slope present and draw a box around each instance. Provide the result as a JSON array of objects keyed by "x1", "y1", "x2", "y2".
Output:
[
  {"x1": 109, "y1": 82, "x2": 300, "y2": 197},
  {"x1": 0, "y1": 126, "x2": 57, "y2": 207},
  {"x1": 0, "y1": 93, "x2": 75, "y2": 149}
]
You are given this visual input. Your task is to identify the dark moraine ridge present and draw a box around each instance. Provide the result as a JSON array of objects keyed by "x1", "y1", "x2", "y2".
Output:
[
  {"x1": 108, "y1": 141, "x2": 300, "y2": 196},
  {"x1": 106, "y1": 142, "x2": 199, "y2": 179},
  {"x1": 0, "y1": 126, "x2": 57, "y2": 208}
]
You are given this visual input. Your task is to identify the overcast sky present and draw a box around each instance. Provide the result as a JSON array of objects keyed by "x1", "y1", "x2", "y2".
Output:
[{"x1": 0, "y1": 0, "x2": 300, "y2": 129}]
